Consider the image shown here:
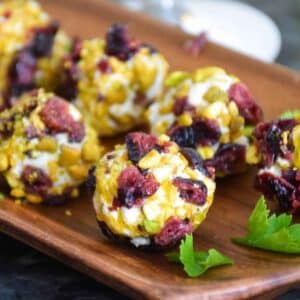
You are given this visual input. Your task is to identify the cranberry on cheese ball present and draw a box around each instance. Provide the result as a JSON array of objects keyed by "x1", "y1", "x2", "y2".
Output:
[
  {"x1": 253, "y1": 116, "x2": 300, "y2": 214},
  {"x1": 93, "y1": 132, "x2": 215, "y2": 249},
  {"x1": 57, "y1": 24, "x2": 169, "y2": 137},
  {"x1": 0, "y1": 0, "x2": 71, "y2": 110},
  {"x1": 147, "y1": 67, "x2": 263, "y2": 177},
  {"x1": 0, "y1": 89, "x2": 101, "y2": 204}
]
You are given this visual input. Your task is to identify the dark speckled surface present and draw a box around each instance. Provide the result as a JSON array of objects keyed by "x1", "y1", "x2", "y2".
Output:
[{"x1": 1, "y1": 1, "x2": 300, "y2": 299}]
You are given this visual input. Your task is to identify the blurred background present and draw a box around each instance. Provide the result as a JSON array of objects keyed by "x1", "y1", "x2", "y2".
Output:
[
  {"x1": 1, "y1": 1, "x2": 300, "y2": 300},
  {"x1": 112, "y1": 0, "x2": 300, "y2": 70}
]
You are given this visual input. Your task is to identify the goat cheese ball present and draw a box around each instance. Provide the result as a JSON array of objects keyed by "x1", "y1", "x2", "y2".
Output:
[
  {"x1": 0, "y1": 89, "x2": 102, "y2": 204},
  {"x1": 57, "y1": 24, "x2": 169, "y2": 137},
  {"x1": 0, "y1": 0, "x2": 71, "y2": 110},
  {"x1": 253, "y1": 116, "x2": 300, "y2": 214},
  {"x1": 93, "y1": 132, "x2": 216, "y2": 248},
  {"x1": 146, "y1": 67, "x2": 263, "y2": 177}
]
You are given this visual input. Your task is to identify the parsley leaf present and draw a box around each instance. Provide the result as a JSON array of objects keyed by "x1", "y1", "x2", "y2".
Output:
[
  {"x1": 232, "y1": 196, "x2": 300, "y2": 253},
  {"x1": 279, "y1": 109, "x2": 300, "y2": 119},
  {"x1": 166, "y1": 234, "x2": 233, "y2": 277},
  {"x1": 0, "y1": 193, "x2": 4, "y2": 201}
]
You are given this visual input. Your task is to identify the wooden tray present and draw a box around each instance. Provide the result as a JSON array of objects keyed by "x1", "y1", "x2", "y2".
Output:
[{"x1": 1, "y1": 1, "x2": 300, "y2": 299}]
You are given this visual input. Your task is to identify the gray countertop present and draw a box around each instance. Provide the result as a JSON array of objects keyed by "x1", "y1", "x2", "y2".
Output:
[{"x1": 1, "y1": 1, "x2": 300, "y2": 299}]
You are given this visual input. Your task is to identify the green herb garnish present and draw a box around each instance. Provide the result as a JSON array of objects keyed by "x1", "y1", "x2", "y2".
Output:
[
  {"x1": 166, "y1": 234, "x2": 233, "y2": 277},
  {"x1": 0, "y1": 193, "x2": 4, "y2": 201},
  {"x1": 232, "y1": 196, "x2": 300, "y2": 254},
  {"x1": 279, "y1": 109, "x2": 300, "y2": 119}
]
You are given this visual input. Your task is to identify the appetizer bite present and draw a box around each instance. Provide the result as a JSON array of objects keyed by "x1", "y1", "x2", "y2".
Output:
[
  {"x1": 253, "y1": 115, "x2": 300, "y2": 214},
  {"x1": 57, "y1": 24, "x2": 169, "y2": 137},
  {"x1": 0, "y1": 89, "x2": 101, "y2": 204},
  {"x1": 92, "y1": 132, "x2": 215, "y2": 248},
  {"x1": 147, "y1": 67, "x2": 263, "y2": 177},
  {"x1": 0, "y1": 0, "x2": 71, "y2": 110}
]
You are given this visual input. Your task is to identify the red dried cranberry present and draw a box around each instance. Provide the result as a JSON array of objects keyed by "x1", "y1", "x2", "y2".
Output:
[
  {"x1": 97, "y1": 58, "x2": 111, "y2": 73},
  {"x1": 184, "y1": 32, "x2": 208, "y2": 57},
  {"x1": 172, "y1": 97, "x2": 195, "y2": 116},
  {"x1": 105, "y1": 24, "x2": 139, "y2": 61},
  {"x1": 86, "y1": 166, "x2": 96, "y2": 194},
  {"x1": 21, "y1": 165, "x2": 52, "y2": 196},
  {"x1": 133, "y1": 92, "x2": 147, "y2": 106},
  {"x1": 25, "y1": 125, "x2": 41, "y2": 139},
  {"x1": 255, "y1": 171, "x2": 295, "y2": 211},
  {"x1": 180, "y1": 147, "x2": 210, "y2": 176},
  {"x1": 39, "y1": 97, "x2": 85, "y2": 142},
  {"x1": 168, "y1": 117, "x2": 221, "y2": 148},
  {"x1": 114, "y1": 166, "x2": 159, "y2": 209},
  {"x1": 204, "y1": 143, "x2": 246, "y2": 176},
  {"x1": 56, "y1": 39, "x2": 81, "y2": 100},
  {"x1": 228, "y1": 82, "x2": 263, "y2": 125},
  {"x1": 253, "y1": 119, "x2": 296, "y2": 166},
  {"x1": 3, "y1": 10, "x2": 11, "y2": 19},
  {"x1": 126, "y1": 132, "x2": 159, "y2": 164},
  {"x1": 154, "y1": 217, "x2": 193, "y2": 247},
  {"x1": 29, "y1": 22, "x2": 58, "y2": 58},
  {"x1": 173, "y1": 177, "x2": 207, "y2": 205},
  {"x1": 6, "y1": 49, "x2": 36, "y2": 106}
]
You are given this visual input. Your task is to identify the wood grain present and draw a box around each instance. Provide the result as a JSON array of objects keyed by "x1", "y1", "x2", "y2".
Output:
[{"x1": 1, "y1": 0, "x2": 300, "y2": 299}]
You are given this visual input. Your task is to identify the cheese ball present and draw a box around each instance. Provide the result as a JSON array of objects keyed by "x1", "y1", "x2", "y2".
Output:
[
  {"x1": 57, "y1": 24, "x2": 169, "y2": 137},
  {"x1": 0, "y1": 0, "x2": 71, "y2": 110},
  {"x1": 92, "y1": 132, "x2": 216, "y2": 248},
  {"x1": 253, "y1": 116, "x2": 300, "y2": 214},
  {"x1": 0, "y1": 89, "x2": 102, "y2": 204},
  {"x1": 146, "y1": 67, "x2": 263, "y2": 177}
]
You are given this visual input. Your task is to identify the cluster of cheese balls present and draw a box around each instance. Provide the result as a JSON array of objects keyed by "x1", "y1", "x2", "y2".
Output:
[{"x1": 1, "y1": 0, "x2": 297, "y2": 249}]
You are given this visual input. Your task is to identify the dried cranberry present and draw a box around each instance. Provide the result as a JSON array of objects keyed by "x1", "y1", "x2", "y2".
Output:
[
  {"x1": 172, "y1": 97, "x2": 195, "y2": 116},
  {"x1": 180, "y1": 147, "x2": 209, "y2": 176},
  {"x1": 184, "y1": 32, "x2": 208, "y2": 57},
  {"x1": 3, "y1": 10, "x2": 11, "y2": 19},
  {"x1": 25, "y1": 124, "x2": 41, "y2": 139},
  {"x1": 86, "y1": 166, "x2": 96, "y2": 194},
  {"x1": 97, "y1": 58, "x2": 111, "y2": 73},
  {"x1": 5, "y1": 23, "x2": 59, "y2": 107},
  {"x1": 154, "y1": 217, "x2": 193, "y2": 247},
  {"x1": 114, "y1": 166, "x2": 159, "y2": 209},
  {"x1": 254, "y1": 119, "x2": 296, "y2": 166},
  {"x1": 228, "y1": 82, "x2": 263, "y2": 125},
  {"x1": 173, "y1": 177, "x2": 207, "y2": 205},
  {"x1": 21, "y1": 165, "x2": 52, "y2": 196},
  {"x1": 29, "y1": 22, "x2": 58, "y2": 58},
  {"x1": 56, "y1": 39, "x2": 81, "y2": 100},
  {"x1": 126, "y1": 132, "x2": 159, "y2": 164},
  {"x1": 255, "y1": 172, "x2": 295, "y2": 211},
  {"x1": 105, "y1": 24, "x2": 139, "y2": 61},
  {"x1": 133, "y1": 92, "x2": 147, "y2": 106},
  {"x1": 168, "y1": 117, "x2": 221, "y2": 148},
  {"x1": 39, "y1": 97, "x2": 85, "y2": 142},
  {"x1": 6, "y1": 49, "x2": 36, "y2": 105},
  {"x1": 204, "y1": 143, "x2": 246, "y2": 176}
]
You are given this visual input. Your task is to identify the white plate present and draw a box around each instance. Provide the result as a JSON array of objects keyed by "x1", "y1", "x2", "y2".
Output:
[{"x1": 180, "y1": 0, "x2": 281, "y2": 62}]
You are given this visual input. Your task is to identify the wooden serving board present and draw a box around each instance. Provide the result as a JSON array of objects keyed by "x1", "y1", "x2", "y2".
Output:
[{"x1": 1, "y1": 1, "x2": 300, "y2": 299}]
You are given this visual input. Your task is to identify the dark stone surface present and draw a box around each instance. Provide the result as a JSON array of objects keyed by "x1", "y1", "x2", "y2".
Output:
[{"x1": 1, "y1": 1, "x2": 300, "y2": 300}]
